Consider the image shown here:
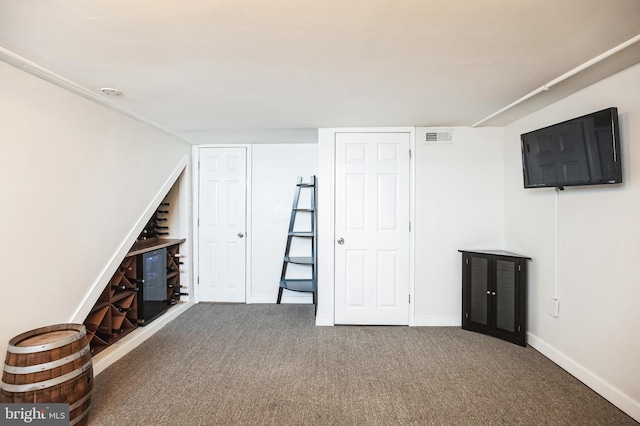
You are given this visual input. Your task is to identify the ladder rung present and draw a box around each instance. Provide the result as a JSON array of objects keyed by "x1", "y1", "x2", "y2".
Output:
[
  {"x1": 293, "y1": 208, "x2": 315, "y2": 212},
  {"x1": 289, "y1": 231, "x2": 314, "y2": 237},
  {"x1": 279, "y1": 279, "x2": 316, "y2": 292},
  {"x1": 284, "y1": 256, "x2": 314, "y2": 264}
]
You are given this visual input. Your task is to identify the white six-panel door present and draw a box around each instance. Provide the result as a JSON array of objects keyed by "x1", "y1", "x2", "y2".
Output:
[
  {"x1": 198, "y1": 147, "x2": 247, "y2": 302},
  {"x1": 334, "y1": 132, "x2": 410, "y2": 324}
]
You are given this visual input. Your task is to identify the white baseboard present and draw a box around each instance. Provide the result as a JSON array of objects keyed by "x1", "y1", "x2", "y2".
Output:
[
  {"x1": 527, "y1": 332, "x2": 640, "y2": 422},
  {"x1": 315, "y1": 315, "x2": 334, "y2": 326},
  {"x1": 314, "y1": 314, "x2": 460, "y2": 327},
  {"x1": 92, "y1": 301, "x2": 194, "y2": 376},
  {"x1": 412, "y1": 314, "x2": 460, "y2": 326}
]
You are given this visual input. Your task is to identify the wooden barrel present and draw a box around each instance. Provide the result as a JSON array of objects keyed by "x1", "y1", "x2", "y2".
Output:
[{"x1": 0, "y1": 324, "x2": 93, "y2": 426}]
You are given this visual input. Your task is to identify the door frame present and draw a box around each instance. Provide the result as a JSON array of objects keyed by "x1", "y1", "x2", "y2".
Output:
[
  {"x1": 192, "y1": 144, "x2": 253, "y2": 304},
  {"x1": 316, "y1": 127, "x2": 415, "y2": 326}
]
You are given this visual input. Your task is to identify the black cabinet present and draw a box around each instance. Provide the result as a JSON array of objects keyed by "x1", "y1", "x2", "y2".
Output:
[{"x1": 459, "y1": 250, "x2": 530, "y2": 347}]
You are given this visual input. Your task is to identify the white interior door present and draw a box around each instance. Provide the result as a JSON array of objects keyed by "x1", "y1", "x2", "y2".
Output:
[
  {"x1": 334, "y1": 132, "x2": 410, "y2": 324},
  {"x1": 199, "y1": 147, "x2": 247, "y2": 302}
]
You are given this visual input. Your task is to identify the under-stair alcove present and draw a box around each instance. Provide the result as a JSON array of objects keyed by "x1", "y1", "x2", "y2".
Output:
[{"x1": 76, "y1": 157, "x2": 193, "y2": 375}]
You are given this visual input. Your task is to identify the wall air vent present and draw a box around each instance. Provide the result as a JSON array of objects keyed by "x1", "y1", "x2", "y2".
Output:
[{"x1": 424, "y1": 129, "x2": 453, "y2": 144}]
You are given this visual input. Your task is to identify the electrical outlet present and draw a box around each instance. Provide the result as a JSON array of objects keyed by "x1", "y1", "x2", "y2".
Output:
[{"x1": 549, "y1": 299, "x2": 560, "y2": 317}]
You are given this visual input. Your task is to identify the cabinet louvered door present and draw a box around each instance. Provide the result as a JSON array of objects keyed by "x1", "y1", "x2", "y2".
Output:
[
  {"x1": 469, "y1": 257, "x2": 489, "y2": 325},
  {"x1": 495, "y1": 260, "x2": 516, "y2": 333},
  {"x1": 461, "y1": 251, "x2": 529, "y2": 347}
]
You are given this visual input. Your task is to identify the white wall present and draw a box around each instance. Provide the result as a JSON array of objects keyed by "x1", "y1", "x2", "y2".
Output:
[
  {"x1": 183, "y1": 128, "x2": 317, "y2": 145},
  {"x1": 504, "y1": 63, "x2": 640, "y2": 420},
  {"x1": 250, "y1": 144, "x2": 318, "y2": 303},
  {"x1": 0, "y1": 61, "x2": 191, "y2": 357},
  {"x1": 413, "y1": 127, "x2": 505, "y2": 324},
  {"x1": 317, "y1": 127, "x2": 505, "y2": 325}
]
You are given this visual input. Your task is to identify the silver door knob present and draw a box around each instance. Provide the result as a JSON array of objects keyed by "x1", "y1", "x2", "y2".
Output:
[
  {"x1": 238, "y1": 232, "x2": 245, "y2": 238},
  {"x1": 337, "y1": 238, "x2": 344, "y2": 245}
]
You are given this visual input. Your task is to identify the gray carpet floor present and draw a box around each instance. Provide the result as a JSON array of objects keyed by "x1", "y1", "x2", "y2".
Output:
[{"x1": 89, "y1": 303, "x2": 637, "y2": 425}]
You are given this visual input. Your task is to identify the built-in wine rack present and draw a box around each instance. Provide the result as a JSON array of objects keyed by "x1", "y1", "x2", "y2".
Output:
[
  {"x1": 166, "y1": 245, "x2": 187, "y2": 305},
  {"x1": 83, "y1": 256, "x2": 139, "y2": 355},
  {"x1": 84, "y1": 199, "x2": 186, "y2": 356},
  {"x1": 136, "y1": 202, "x2": 171, "y2": 242}
]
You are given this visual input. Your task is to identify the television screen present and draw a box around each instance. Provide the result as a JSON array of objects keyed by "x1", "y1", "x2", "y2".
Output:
[{"x1": 521, "y1": 107, "x2": 622, "y2": 189}]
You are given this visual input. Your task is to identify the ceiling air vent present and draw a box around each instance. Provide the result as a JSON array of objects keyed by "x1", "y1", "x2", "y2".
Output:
[{"x1": 425, "y1": 130, "x2": 453, "y2": 144}]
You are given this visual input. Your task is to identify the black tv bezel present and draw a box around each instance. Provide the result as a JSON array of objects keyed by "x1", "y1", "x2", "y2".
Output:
[{"x1": 520, "y1": 107, "x2": 622, "y2": 189}]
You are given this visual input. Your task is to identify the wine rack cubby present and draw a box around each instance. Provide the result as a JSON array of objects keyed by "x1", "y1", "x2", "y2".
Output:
[{"x1": 166, "y1": 244, "x2": 185, "y2": 305}]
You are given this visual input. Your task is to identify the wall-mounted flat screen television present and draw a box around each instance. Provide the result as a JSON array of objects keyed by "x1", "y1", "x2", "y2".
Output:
[{"x1": 521, "y1": 107, "x2": 622, "y2": 189}]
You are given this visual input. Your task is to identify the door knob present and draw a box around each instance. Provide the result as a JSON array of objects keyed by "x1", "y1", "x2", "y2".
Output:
[
  {"x1": 238, "y1": 232, "x2": 245, "y2": 238},
  {"x1": 337, "y1": 238, "x2": 344, "y2": 245}
]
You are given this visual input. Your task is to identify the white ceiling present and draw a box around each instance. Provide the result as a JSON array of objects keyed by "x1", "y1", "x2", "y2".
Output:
[{"x1": 1, "y1": 0, "x2": 639, "y2": 144}]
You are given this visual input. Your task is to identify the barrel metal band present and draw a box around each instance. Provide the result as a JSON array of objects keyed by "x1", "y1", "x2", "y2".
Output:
[
  {"x1": 7, "y1": 328, "x2": 87, "y2": 354},
  {"x1": 69, "y1": 405, "x2": 90, "y2": 426},
  {"x1": 69, "y1": 391, "x2": 92, "y2": 411},
  {"x1": 0, "y1": 359, "x2": 92, "y2": 392},
  {"x1": 3, "y1": 344, "x2": 90, "y2": 374}
]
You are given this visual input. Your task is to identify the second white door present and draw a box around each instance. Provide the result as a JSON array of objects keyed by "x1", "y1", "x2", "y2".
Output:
[
  {"x1": 334, "y1": 132, "x2": 410, "y2": 325},
  {"x1": 199, "y1": 147, "x2": 247, "y2": 302}
]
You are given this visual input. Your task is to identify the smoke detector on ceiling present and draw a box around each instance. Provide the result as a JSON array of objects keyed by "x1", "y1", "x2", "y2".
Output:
[{"x1": 100, "y1": 87, "x2": 122, "y2": 96}]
